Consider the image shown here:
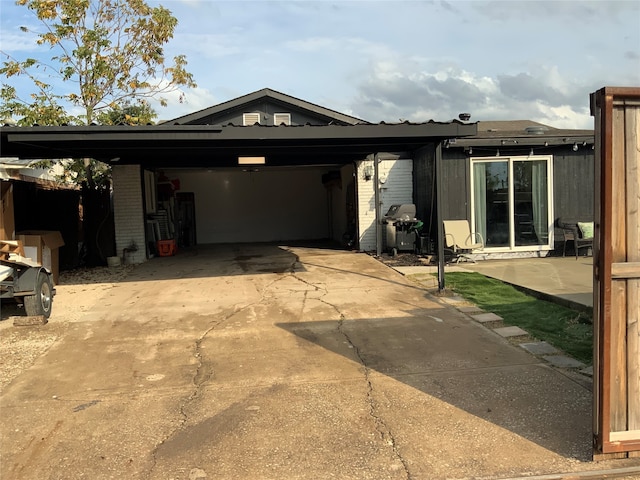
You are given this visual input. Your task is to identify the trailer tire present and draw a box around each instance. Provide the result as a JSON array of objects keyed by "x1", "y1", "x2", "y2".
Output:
[{"x1": 23, "y1": 272, "x2": 53, "y2": 318}]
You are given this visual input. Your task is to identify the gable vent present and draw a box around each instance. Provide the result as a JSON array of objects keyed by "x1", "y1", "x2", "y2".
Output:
[
  {"x1": 243, "y1": 113, "x2": 260, "y2": 125},
  {"x1": 274, "y1": 113, "x2": 291, "y2": 126}
]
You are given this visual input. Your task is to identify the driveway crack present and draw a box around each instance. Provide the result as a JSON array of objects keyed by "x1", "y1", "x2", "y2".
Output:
[
  {"x1": 148, "y1": 301, "x2": 264, "y2": 475},
  {"x1": 282, "y1": 256, "x2": 409, "y2": 475},
  {"x1": 315, "y1": 296, "x2": 411, "y2": 480}
]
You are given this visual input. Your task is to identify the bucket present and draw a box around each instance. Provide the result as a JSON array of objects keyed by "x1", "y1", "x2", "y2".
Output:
[{"x1": 107, "y1": 256, "x2": 122, "y2": 267}]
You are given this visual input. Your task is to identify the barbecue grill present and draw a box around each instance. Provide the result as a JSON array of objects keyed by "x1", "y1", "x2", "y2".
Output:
[{"x1": 382, "y1": 204, "x2": 422, "y2": 256}]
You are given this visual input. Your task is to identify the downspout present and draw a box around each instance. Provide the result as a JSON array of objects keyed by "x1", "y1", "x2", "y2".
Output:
[
  {"x1": 374, "y1": 153, "x2": 382, "y2": 256},
  {"x1": 436, "y1": 142, "x2": 445, "y2": 291}
]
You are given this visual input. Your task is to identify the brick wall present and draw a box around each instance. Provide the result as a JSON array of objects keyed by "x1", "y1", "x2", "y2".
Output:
[
  {"x1": 112, "y1": 165, "x2": 146, "y2": 264},
  {"x1": 357, "y1": 156, "x2": 413, "y2": 251}
]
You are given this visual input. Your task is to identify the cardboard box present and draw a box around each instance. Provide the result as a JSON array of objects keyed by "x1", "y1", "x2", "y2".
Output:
[{"x1": 17, "y1": 230, "x2": 65, "y2": 284}]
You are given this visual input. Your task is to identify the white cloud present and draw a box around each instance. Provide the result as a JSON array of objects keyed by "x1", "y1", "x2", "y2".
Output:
[
  {"x1": 1, "y1": 0, "x2": 636, "y2": 130},
  {"x1": 148, "y1": 84, "x2": 217, "y2": 122},
  {"x1": 351, "y1": 57, "x2": 599, "y2": 128}
]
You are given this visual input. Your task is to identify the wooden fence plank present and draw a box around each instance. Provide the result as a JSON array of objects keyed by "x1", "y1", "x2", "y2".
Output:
[
  {"x1": 625, "y1": 105, "x2": 640, "y2": 431},
  {"x1": 611, "y1": 262, "x2": 640, "y2": 278},
  {"x1": 629, "y1": 281, "x2": 640, "y2": 432},
  {"x1": 611, "y1": 280, "x2": 628, "y2": 432},
  {"x1": 611, "y1": 430, "x2": 640, "y2": 442},
  {"x1": 609, "y1": 105, "x2": 628, "y2": 433}
]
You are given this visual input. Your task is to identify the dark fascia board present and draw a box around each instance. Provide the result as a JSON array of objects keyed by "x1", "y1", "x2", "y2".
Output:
[
  {"x1": 3, "y1": 121, "x2": 476, "y2": 144},
  {"x1": 169, "y1": 88, "x2": 368, "y2": 125},
  {"x1": 4, "y1": 124, "x2": 223, "y2": 143},
  {"x1": 450, "y1": 133, "x2": 594, "y2": 147},
  {"x1": 1, "y1": 122, "x2": 477, "y2": 163}
]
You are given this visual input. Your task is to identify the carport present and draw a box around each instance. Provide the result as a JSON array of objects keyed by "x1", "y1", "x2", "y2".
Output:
[{"x1": 1, "y1": 121, "x2": 477, "y2": 261}]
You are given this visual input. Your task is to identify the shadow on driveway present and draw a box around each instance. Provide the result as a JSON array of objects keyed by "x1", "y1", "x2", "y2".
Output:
[{"x1": 277, "y1": 310, "x2": 593, "y2": 462}]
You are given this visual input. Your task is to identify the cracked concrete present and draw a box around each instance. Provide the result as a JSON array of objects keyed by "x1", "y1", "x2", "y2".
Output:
[{"x1": 2, "y1": 244, "x2": 639, "y2": 480}]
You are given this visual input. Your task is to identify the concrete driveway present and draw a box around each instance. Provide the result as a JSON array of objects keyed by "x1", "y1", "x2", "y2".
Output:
[{"x1": 1, "y1": 245, "x2": 637, "y2": 479}]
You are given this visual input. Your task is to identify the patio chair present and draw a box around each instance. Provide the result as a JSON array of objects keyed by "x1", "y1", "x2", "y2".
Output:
[
  {"x1": 443, "y1": 220, "x2": 484, "y2": 263},
  {"x1": 558, "y1": 218, "x2": 593, "y2": 260}
]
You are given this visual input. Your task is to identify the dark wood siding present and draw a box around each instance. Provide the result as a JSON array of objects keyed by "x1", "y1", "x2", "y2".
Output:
[
  {"x1": 552, "y1": 149, "x2": 595, "y2": 247},
  {"x1": 413, "y1": 146, "x2": 468, "y2": 245},
  {"x1": 412, "y1": 146, "x2": 435, "y2": 237},
  {"x1": 441, "y1": 151, "x2": 469, "y2": 220}
]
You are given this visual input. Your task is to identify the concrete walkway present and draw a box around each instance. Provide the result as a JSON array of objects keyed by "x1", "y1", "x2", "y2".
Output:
[
  {"x1": 2, "y1": 246, "x2": 639, "y2": 479},
  {"x1": 394, "y1": 256, "x2": 594, "y2": 311}
]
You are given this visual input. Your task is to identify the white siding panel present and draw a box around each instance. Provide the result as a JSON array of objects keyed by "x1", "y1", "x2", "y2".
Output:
[{"x1": 357, "y1": 158, "x2": 413, "y2": 251}]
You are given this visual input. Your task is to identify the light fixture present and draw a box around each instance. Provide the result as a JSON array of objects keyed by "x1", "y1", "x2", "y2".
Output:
[
  {"x1": 496, "y1": 149, "x2": 500, "y2": 157},
  {"x1": 572, "y1": 143, "x2": 579, "y2": 151},
  {"x1": 363, "y1": 165, "x2": 373, "y2": 181},
  {"x1": 238, "y1": 156, "x2": 266, "y2": 165},
  {"x1": 544, "y1": 141, "x2": 548, "y2": 147},
  {"x1": 468, "y1": 146, "x2": 473, "y2": 155},
  {"x1": 529, "y1": 148, "x2": 534, "y2": 156}
]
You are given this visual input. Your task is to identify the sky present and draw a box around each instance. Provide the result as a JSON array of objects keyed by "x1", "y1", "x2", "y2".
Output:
[{"x1": 0, "y1": 0, "x2": 639, "y2": 129}]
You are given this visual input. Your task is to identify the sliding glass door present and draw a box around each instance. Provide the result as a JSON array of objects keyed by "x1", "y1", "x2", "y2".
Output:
[{"x1": 471, "y1": 156, "x2": 553, "y2": 250}]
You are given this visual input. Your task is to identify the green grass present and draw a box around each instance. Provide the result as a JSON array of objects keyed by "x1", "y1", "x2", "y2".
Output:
[{"x1": 444, "y1": 272, "x2": 593, "y2": 365}]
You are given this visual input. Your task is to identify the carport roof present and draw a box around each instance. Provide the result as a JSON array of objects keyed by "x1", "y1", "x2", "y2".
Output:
[{"x1": 1, "y1": 121, "x2": 477, "y2": 168}]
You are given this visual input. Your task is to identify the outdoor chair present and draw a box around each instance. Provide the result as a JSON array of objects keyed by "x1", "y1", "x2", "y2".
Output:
[
  {"x1": 443, "y1": 220, "x2": 484, "y2": 263},
  {"x1": 558, "y1": 218, "x2": 593, "y2": 260}
]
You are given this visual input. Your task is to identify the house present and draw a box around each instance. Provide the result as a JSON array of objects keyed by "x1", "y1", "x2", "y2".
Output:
[
  {"x1": 1, "y1": 88, "x2": 477, "y2": 263},
  {"x1": 1, "y1": 91, "x2": 597, "y2": 264},
  {"x1": 414, "y1": 120, "x2": 595, "y2": 259}
]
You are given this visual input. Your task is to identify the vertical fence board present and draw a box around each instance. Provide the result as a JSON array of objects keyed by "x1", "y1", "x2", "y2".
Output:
[
  {"x1": 611, "y1": 280, "x2": 628, "y2": 431},
  {"x1": 626, "y1": 106, "x2": 640, "y2": 431},
  {"x1": 593, "y1": 98, "x2": 603, "y2": 442},
  {"x1": 610, "y1": 105, "x2": 628, "y2": 432}
]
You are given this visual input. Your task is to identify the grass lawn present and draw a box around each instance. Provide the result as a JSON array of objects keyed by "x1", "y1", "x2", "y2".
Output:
[{"x1": 443, "y1": 272, "x2": 593, "y2": 365}]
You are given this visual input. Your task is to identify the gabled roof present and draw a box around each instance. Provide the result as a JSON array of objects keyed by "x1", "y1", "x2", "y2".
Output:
[{"x1": 169, "y1": 88, "x2": 367, "y2": 126}]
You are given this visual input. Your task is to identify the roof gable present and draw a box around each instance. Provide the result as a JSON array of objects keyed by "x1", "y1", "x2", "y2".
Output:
[{"x1": 169, "y1": 88, "x2": 367, "y2": 126}]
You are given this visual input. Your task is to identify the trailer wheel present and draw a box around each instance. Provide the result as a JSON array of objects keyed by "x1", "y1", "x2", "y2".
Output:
[{"x1": 23, "y1": 272, "x2": 53, "y2": 318}]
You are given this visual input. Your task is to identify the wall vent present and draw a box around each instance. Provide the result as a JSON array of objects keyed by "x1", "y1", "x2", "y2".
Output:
[
  {"x1": 243, "y1": 113, "x2": 260, "y2": 126},
  {"x1": 274, "y1": 113, "x2": 291, "y2": 126}
]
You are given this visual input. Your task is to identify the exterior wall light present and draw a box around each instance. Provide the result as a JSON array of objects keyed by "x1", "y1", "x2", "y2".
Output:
[{"x1": 363, "y1": 165, "x2": 373, "y2": 181}]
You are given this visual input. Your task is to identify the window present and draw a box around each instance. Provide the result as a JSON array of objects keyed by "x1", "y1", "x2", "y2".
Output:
[
  {"x1": 274, "y1": 113, "x2": 291, "y2": 126},
  {"x1": 243, "y1": 113, "x2": 260, "y2": 125},
  {"x1": 470, "y1": 155, "x2": 553, "y2": 251}
]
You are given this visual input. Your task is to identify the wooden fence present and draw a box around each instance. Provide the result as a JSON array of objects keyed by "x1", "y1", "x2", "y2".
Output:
[{"x1": 591, "y1": 86, "x2": 640, "y2": 459}]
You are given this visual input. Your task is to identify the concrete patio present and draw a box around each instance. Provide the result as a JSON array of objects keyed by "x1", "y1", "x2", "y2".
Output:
[{"x1": 393, "y1": 255, "x2": 594, "y2": 311}]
